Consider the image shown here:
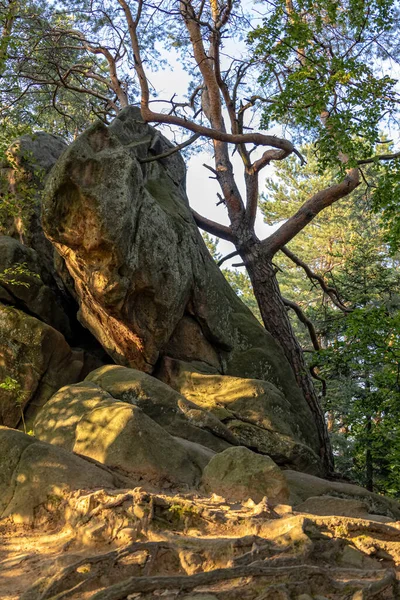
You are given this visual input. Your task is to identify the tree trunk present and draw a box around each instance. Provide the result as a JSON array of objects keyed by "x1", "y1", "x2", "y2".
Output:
[
  {"x1": 243, "y1": 242, "x2": 334, "y2": 473},
  {"x1": 365, "y1": 414, "x2": 373, "y2": 492},
  {"x1": 365, "y1": 375, "x2": 373, "y2": 491}
]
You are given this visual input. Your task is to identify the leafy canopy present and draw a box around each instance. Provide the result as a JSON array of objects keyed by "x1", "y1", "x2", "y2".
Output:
[{"x1": 249, "y1": 0, "x2": 399, "y2": 168}]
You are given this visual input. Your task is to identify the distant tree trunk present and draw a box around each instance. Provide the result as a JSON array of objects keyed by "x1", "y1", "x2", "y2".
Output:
[
  {"x1": 242, "y1": 241, "x2": 334, "y2": 473},
  {"x1": 365, "y1": 414, "x2": 373, "y2": 491},
  {"x1": 365, "y1": 374, "x2": 373, "y2": 491}
]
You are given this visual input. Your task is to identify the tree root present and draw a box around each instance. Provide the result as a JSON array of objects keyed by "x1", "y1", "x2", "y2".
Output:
[{"x1": 88, "y1": 564, "x2": 397, "y2": 600}]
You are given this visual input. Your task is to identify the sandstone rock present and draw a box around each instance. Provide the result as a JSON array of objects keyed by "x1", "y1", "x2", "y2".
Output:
[
  {"x1": 0, "y1": 133, "x2": 109, "y2": 355},
  {"x1": 173, "y1": 437, "x2": 215, "y2": 471},
  {"x1": 158, "y1": 358, "x2": 321, "y2": 474},
  {"x1": 0, "y1": 132, "x2": 66, "y2": 274},
  {"x1": 74, "y1": 402, "x2": 203, "y2": 487},
  {"x1": 33, "y1": 381, "x2": 118, "y2": 448},
  {"x1": 294, "y1": 496, "x2": 369, "y2": 518},
  {"x1": 41, "y1": 106, "x2": 324, "y2": 473},
  {"x1": 285, "y1": 470, "x2": 400, "y2": 519},
  {"x1": 0, "y1": 304, "x2": 92, "y2": 428},
  {"x1": 201, "y1": 446, "x2": 290, "y2": 504},
  {"x1": 33, "y1": 381, "x2": 204, "y2": 487},
  {"x1": 85, "y1": 364, "x2": 236, "y2": 452},
  {"x1": 0, "y1": 426, "x2": 116, "y2": 524},
  {"x1": 0, "y1": 235, "x2": 71, "y2": 336}
]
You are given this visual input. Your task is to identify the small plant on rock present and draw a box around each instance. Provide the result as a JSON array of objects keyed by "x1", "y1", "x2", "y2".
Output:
[{"x1": 0, "y1": 376, "x2": 27, "y2": 433}]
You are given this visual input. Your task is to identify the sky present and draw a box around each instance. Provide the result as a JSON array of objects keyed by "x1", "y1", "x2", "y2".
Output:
[{"x1": 149, "y1": 43, "x2": 279, "y2": 264}]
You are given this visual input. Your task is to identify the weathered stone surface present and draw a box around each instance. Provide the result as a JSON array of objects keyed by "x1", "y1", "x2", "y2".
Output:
[
  {"x1": 0, "y1": 235, "x2": 71, "y2": 336},
  {"x1": 0, "y1": 426, "x2": 116, "y2": 524},
  {"x1": 0, "y1": 304, "x2": 94, "y2": 428},
  {"x1": 0, "y1": 134, "x2": 113, "y2": 358},
  {"x1": 33, "y1": 381, "x2": 118, "y2": 448},
  {"x1": 85, "y1": 364, "x2": 236, "y2": 452},
  {"x1": 75, "y1": 403, "x2": 201, "y2": 487},
  {"x1": 33, "y1": 380, "x2": 205, "y2": 487},
  {"x1": 285, "y1": 470, "x2": 400, "y2": 519},
  {"x1": 294, "y1": 496, "x2": 369, "y2": 518},
  {"x1": 158, "y1": 358, "x2": 321, "y2": 474},
  {"x1": 41, "y1": 106, "x2": 323, "y2": 473},
  {"x1": 201, "y1": 446, "x2": 290, "y2": 504},
  {"x1": 0, "y1": 132, "x2": 67, "y2": 277}
]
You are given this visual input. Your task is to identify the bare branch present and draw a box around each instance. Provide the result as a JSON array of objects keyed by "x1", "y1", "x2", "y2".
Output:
[
  {"x1": 262, "y1": 169, "x2": 360, "y2": 256},
  {"x1": 217, "y1": 250, "x2": 240, "y2": 267},
  {"x1": 281, "y1": 246, "x2": 352, "y2": 313},
  {"x1": 310, "y1": 365, "x2": 327, "y2": 398},
  {"x1": 139, "y1": 133, "x2": 200, "y2": 163},
  {"x1": 357, "y1": 151, "x2": 400, "y2": 165},
  {"x1": 282, "y1": 296, "x2": 320, "y2": 351},
  {"x1": 193, "y1": 210, "x2": 236, "y2": 243}
]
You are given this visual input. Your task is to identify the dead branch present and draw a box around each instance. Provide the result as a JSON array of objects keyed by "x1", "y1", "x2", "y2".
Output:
[
  {"x1": 282, "y1": 296, "x2": 320, "y2": 351},
  {"x1": 139, "y1": 133, "x2": 200, "y2": 163},
  {"x1": 217, "y1": 250, "x2": 240, "y2": 267},
  {"x1": 281, "y1": 246, "x2": 352, "y2": 313}
]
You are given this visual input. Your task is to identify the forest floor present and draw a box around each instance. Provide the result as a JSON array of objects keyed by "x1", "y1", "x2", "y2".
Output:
[{"x1": 1, "y1": 487, "x2": 400, "y2": 600}]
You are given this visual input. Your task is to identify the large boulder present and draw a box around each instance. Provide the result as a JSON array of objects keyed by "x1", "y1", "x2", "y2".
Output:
[
  {"x1": 284, "y1": 470, "x2": 400, "y2": 519},
  {"x1": 41, "y1": 106, "x2": 324, "y2": 472},
  {"x1": 201, "y1": 446, "x2": 290, "y2": 504},
  {"x1": 158, "y1": 358, "x2": 321, "y2": 474},
  {"x1": 0, "y1": 304, "x2": 97, "y2": 428},
  {"x1": 0, "y1": 133, "x2": 111, "y2": 354},
  {"x1": 33, "y1": 380, "x2": 207, "y2": 488},
  {"x1": 0, "y1": 426, "x2": 117, "y2": 524},
  {"x1": 85, "y1": 364, "x2": 237, "y2": 452}
]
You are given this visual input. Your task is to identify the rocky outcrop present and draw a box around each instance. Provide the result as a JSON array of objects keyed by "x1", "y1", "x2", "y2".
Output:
[
  {"x1": 85, "y1": 365, "x2": 237, "y2": 452},
  {"x1": 0, "y1": 304, "x2": 100, "y2": 429},
  {"x1": 0, "y1": 235, "x2": 71, "y2": 336},
  {"x1": 0, "y1": 131, "x2": 67, "y2": 274},
  {"x1": 33, "y1": 379, "x2": 212, "y2": 488},
  {"x1": 201, "y1": 446, "x2": 290, "y2": 504},
  {"x1": 284, "y1": 469, "x2": 400, "y2": 520},
  {"x1": 41, "y1": 106, "x2": 324, "y2": 472},
  {"x1": 0, "y1": 426, "x2": 117, "y2": 524},
  {"x1": 33, "y1": 364, "x2": 321, "y2": 473},
  {"x1": 157, "y1": 358, "x2": 321, "y2": 473}
]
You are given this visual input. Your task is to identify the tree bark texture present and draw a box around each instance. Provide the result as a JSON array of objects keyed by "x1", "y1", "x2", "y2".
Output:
[{"x1": 242, "y1": 242, "x2": 334, "y2": 473}]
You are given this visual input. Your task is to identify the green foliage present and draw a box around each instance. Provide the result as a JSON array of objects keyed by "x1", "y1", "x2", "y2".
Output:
[
  {"x1": 248, "y1": 0, "x2": 399, "y2": 169},
  {"x1": 370, "y1": 158, "x2": 400, "y2": 252},
  {"x1": 0, "y1": 376, "x2": 27, "y2": 433},
  {"x1": 261, "y1": 145, "x2": 400, "y2": 495},
  {"x1": 0, "y1": 0, "x2": 113, "y2": 139},
  {"x1": 0, "y1": 262, "x2": 41, "y2": 287}
]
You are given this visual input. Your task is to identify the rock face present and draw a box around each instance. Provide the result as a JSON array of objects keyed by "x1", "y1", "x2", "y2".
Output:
[
  {"x1": 0, "y1": 304, "x2": 98, "y2": 429},
  {"x1": 0, "y1": 235, "x2": 71, "y2": 336},
  {"x1": 158, "y1": 358, "x2": 322, "y2": 473},
  {"x1": 0, "y1": 132, "x2": 67, "y2": 273},
  {"x1": 33, "y1": 364, "x2": 321, "y2": 473},
  {"x1": 85, "y1": 365, "x2": 237, "y2": 452},
  {"x1": 202, "y1": 446, "x2": 290, "y2": 504},
  {"x1": 0, "y1": 426, "x2": 117, "y2": 524},
  {"x1": 42, "y1": 106, "x2": 324, "y2": 471},
  {"x1": 33, "y1": 379, "x2": 208, "y2": 487}
]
